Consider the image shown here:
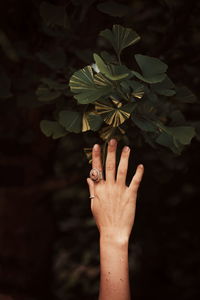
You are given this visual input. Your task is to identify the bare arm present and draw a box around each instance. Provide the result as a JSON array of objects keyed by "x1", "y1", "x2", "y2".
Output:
[{"x1": 87, "y1": 139, "x2": 144, "y2": 300}]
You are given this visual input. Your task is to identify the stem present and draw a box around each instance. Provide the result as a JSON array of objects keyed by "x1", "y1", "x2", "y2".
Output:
[{"x1": 117, "y1": 53, "x2": 122, "y2": 65}]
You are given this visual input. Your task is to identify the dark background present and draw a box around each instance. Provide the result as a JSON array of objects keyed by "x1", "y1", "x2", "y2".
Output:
[{"x1": 0, "y1": 0, "x2": 200, "y2": 299}]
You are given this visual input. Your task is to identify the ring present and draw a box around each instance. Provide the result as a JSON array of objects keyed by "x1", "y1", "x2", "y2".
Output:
[
  {"x1": 89, "y1": 168, "x2": 103, "y2": 183},
  {"x1": 89, "y1": 195, "x2": 95, "y2": 199}
]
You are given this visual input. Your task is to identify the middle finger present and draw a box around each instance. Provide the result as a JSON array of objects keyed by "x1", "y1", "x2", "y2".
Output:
[{"x1": 105, "y1": 139, "x2": 117, "y2": 183}]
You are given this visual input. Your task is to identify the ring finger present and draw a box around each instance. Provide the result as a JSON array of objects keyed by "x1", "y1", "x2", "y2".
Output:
[{"x1": 91, "y1": 144, "x2": 104, "y2": 181}]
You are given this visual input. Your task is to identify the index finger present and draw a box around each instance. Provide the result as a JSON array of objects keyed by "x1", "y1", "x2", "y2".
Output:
[{"x1": 92, "y1": 144, "x2": 103, "y2": 175}]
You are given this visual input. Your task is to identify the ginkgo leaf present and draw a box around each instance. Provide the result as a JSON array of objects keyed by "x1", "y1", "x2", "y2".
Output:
[
  {"x1": 82, "y1": 112, "x2": 91, "y2": 132},
  {"x1": 88, "y1": 113, "x2": 104, "y2": 131},
  {"x1": 40, "y1": 120, "x2": 67, "y2": 139},
  {"x1": 121, "y1": 80, "x2": 145, "y2": 99},
  {"x1": 69, "y1": 65, "x2": 113, "y2": 104},
  {"x1": 132, "y1": 54, "x2": 168, "y2": 84},
  {"x1": 82, "y1": 111, "x2": 103, "y2": 132},
  {"x1": 151, "y1": 76, "x2": 176, "y2": 96},
  {"x1": 95, "y1": 98, "x2": 135, "y2": 127},
  {"x1": 36, "y1": 86, "x2": 62, "y2": 102},
  {"x1": 155, "y1": 122, "x2": 196, "y2": 153},
  {"x1": 175, "y1": 86, "x2": 197, "y2": 103},
  {"x1": 100, "y1": 24, "x2": 140, "y2": 58},
  {"x1": 93, "y1": 53, "x2": 130, "y2": 80},
  {"x1": 132, "y1": 116, "x2": 157, "y2": 132},
  {"x1": 99, "y1": 125, "x2": 125, "y2": 141},
  {"x1": 59, "y1": 110, "x2": 82, "y2": 133}
]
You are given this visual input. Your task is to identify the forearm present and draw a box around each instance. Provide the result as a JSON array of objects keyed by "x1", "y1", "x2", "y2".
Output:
[
  {"x1": 87, "y1": 140, "x2": 144, "y2": 299},
  {"x1": 99, "y1": 234, "x2": 131, "y2": 300}
]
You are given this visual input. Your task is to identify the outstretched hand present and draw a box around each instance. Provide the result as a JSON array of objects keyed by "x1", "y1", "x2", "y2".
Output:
[{"x1": 87, "y1": 139, "x2": 144, "y2": 244}]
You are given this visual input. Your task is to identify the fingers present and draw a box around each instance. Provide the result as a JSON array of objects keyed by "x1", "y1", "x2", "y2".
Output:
[
  {"x1": 87, "y1": 177, "x2": 95, "y2": 209},
  {"x1": 129, "y1": 164, "x2": 144, "y2": 194},
  {"x1": 87, "y1": 178, "x2": 95, "y2": 195},
  {"x1": 92, "y1": 144, "x2": 103, "y2": 174},
  {"x1": 116, "y1": 146, "x2": 130, "y2": 185},
  {"x1": 105, "y1": 139, "x2": 117, "y2": 183}
]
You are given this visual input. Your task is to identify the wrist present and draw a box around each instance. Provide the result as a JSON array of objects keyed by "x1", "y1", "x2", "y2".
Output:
[{"x1": 100, "y1": 230, "x2": 129, "y2": 248}]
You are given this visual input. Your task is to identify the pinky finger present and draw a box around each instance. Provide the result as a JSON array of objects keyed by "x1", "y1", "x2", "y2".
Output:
[
  {"x1": 86, "y1": 178, "x2": 95, "y2": 208},
  {"x1": 129, "y1": 164, "x2": 144, "y2": 194}
]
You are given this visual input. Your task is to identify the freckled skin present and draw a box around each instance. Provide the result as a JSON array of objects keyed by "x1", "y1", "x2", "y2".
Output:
[{"x1": 87, "y1": 139, "x2": 144, "y2": 300}]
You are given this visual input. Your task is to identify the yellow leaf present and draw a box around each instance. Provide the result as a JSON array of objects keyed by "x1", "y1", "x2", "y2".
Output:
[
  {"x1": 82, "y1": 112, "x2": 91, "y2": 132},
  {"x1": 99, "y1": 125, "x2": 125, "y2": 141},
  {"x1": 95, "y1": 98, "x2": 130, "y2": 127},
  {"x1": 84, "y1": 147, "x2": 93, "y2": 164}
]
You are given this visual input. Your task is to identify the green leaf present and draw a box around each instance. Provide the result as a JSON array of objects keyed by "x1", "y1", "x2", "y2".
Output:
[
  {"x1": 99, "y1": 25, "x2": 140, "y2": 58},
  {"x1": 156, "y1": 123, "x2": 196, "y2": 152},
  {"x1": 93, "y1": 54, "x2": 108, "y2": 76},
  {"x1": 132, "y1": 71, "x2": 166, "y2": 84},
  {"x1": 97, "y1": 1, "x2": 129, "y2": 17},
  {"x1": 100, "y1": 51, "x2": 117, "y2": 64},
  {"x1": 88, "y1": 113, "x2": 104, "y2": 131},
  {"x1": 132, "y1": 116, "x2": 156, "y2": 132},
  {"x1": 69, "y1": 65, "x2": 113, "y2": 104},
  {"x1": 151, "y1": 76, "x2": 176, "y2": 96},
  {"x1": 121, "y1": 79, "x2": 145, "y2": 99},
  {"x1": 175, "y1": 86, "x2": 197, "y2": 103},
  {"x1": 107, "y1": 64, "x2": 131, "y2": 80},
  {"x1": 40, "y1": 2, "x2": 69, "y2": 28},
  {"x1": 167, "y1": 126, "x2": 196, "y2": 145},
  {"x1": 40, "y1": 120, "x2": 67, "y2": 139},
  {"x1": 156, "y1": 132, "x2": 183, "y2": 154},
  {"x1": 93, "y1": 53, "x2": 130, "y2": 80},
  {"x1": 170, "y1": 110, "x2": 186, "y2": 126},
  {"x1": 132, "y1": 54, "x2": 168, "y2": 83},
  {"x1": 59, "y1": 111, "x2": 82, "y2": 133},
  {"x1": 40, "y1": 78, "x2": 66, "y2": 90},
  {"x1": 36, "y1": 86, "x2": 62, "y2": 102}
]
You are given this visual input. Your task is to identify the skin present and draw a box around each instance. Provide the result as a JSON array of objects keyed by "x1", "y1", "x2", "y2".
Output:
[{"x1": 87, "y1": 138, "x2": 144, "y2": 300}]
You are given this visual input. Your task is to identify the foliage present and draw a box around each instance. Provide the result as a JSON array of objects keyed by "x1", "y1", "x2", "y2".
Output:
[{"x1": 39, "y1": 23, "x2": 197, "y2": 164}]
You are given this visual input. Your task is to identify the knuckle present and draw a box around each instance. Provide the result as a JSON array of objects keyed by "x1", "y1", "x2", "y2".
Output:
[
  {"x1": 122, "y1": 150, "x2": 129, "y2": 157},
  {"x1": 130, "y1": 187, "x2": 137, "y2": 195},
  {"x1": 134, "y1": 178, "x2": 141, "y2": 185},
  {"x1": 108, "y1": 144, "x2": 116, "y2": 152},
  {"x1": 118, "y1": 168, "x2": 126, "y2": 176},
  {"x1": 106, "y1": 163, "x2": 115, "y2": 171},
  {"x1": 93, "y1": 151, "x2": 100, "y2": 158}
]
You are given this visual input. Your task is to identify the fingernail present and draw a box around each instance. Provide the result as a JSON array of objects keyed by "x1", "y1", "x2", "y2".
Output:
[
  {"x1": 93, "y1": 144, "x2": 99, "y2": 151},
  {"x1": 109, "y1": 139, "x2": 116, "y2": 146},
  {"x1": 139, "y1": 164, "x2": 144, "y2": 169},
  {"x1": 124, "y1": 146, "x2": 130, "y2": 152}
]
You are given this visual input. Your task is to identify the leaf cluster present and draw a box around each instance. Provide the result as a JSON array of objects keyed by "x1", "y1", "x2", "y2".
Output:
[{"x1": 40, "y1": 24, "x2": 196, "y2": 163}]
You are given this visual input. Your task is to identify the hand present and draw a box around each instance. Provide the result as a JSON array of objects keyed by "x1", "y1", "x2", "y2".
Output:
[{"x1": 87, "y1": 139, "x2": 144, "y2": 244}]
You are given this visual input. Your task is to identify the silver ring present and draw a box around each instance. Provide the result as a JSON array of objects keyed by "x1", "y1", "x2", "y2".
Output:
[
  {"x1": 89, "y1": 195, "x2": 95, "y2": 199},
  {"x1": 89, "y1": 168, "x2": 103, "y2": 183}
]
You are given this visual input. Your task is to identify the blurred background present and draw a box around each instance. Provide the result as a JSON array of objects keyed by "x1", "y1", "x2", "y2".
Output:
[{"x1": 0, "y1": 0, "x2": 200, "y2": 299}]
